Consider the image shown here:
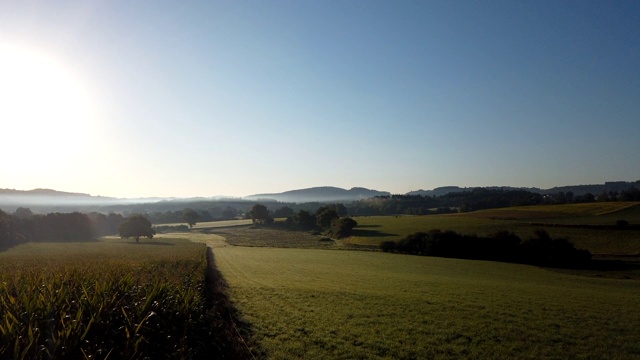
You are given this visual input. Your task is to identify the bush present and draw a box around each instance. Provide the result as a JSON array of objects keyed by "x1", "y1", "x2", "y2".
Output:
[
  {"x1": 379, "y1": 241, "x2": 396, "y2": 252},
  {"x1": 286, "y1": 211, "x2": 316, "y2": 230},
  {"x1": 328, "y1": 217, "x2": 358, "y2": 238},
  {"x1": 616, "y1": 219, "x2": 629, "y2": 227},
  {"x1": 388, "y1": 229, "x2": 591, "y2": 268},
  {"x1": 520, "y1": 230, "x2": 591, "y2": 267}
]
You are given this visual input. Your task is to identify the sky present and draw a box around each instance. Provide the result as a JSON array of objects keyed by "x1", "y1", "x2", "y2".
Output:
[{"x1": 0, "y1": 0, "x2": 638, "y2": 198}]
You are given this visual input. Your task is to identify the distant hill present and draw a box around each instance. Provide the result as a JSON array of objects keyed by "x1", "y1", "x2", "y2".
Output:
[
  {"x1": 244, "y1": 186, "x2": 391, "y2": 203},
  {"x1": 406, "y1": 186, "x2": 541, "y2": 197},
  {"x1": 542, "y1": 182, "x2": 640, "y2": 196},
  {"x1": 406, "y1": 186, "x2": 473, "y2": 197},
  {"x1": 0, "y1": 188, "x2": 96, "y2": 197},
  {"x1": 2, "y1": 181, "x2": 638, "y2": 213},
  {"x1": 406, "y1": 182, "x2": 639, "y2": 197},
  {"x1": 0, "y1": 188, "x2": 119, "y2": 212}
]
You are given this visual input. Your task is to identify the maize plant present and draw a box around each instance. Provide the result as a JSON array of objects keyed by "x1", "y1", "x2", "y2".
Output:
[{"x1": 0, "y1": 241, "x2": 226, "y2": 359}]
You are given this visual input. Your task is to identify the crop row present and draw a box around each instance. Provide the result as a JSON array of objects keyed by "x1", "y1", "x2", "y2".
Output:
[{"x1": 0, "y1": 243, "x2": 222, "y2": 360}]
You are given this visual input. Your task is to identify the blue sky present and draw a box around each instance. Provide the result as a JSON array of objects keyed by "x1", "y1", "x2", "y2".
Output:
[{"x1": 0, "y1": 1, "x2": 638, "y2": 198}]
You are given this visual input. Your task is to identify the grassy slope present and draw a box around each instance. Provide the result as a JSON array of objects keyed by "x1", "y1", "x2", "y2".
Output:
[
  {"x1": 466, "y1": 202, "x2": 640, "y2": 225},
  {"x1": 213, "y1": 246, "x2": 640, "y2": 359},
  {"x1": 349, "y1": 202, "x2": 640, "y2": 255}
]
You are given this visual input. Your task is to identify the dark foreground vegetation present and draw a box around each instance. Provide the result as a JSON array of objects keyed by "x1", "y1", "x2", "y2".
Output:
[
  {"x1": 381, "y1": 229, "x2": 592, "y2": 268},
  {"x1": 0, "y1": 240, "x2": 251, "y2": 360}
]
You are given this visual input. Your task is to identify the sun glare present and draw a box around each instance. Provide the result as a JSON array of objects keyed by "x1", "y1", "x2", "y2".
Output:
[{"x1": 0, "y1": 42, "x2": 99, "y2": 173}]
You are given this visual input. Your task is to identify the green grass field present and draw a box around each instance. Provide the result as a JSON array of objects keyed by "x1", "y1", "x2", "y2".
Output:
[
  {"x1": 212, "y1": 245, "x2": 640, "y2": 359},
  {"x1": 4, "y1": 202, "x2": 639, "y2": 359},
  {"x1": 348, "y1": 203, "x2": 640, "y2": 256}
]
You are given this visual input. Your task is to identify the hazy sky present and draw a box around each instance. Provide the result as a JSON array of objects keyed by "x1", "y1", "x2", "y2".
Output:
[{"x1": 1, "y1": 1, "x2": 638, "y2": 198}]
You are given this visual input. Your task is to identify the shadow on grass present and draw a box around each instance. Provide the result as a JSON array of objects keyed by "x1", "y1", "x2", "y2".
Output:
[
  {"x1": 125, "y1": 241, "x2": 175, "y2": 246},
  {"x1": 554, "y1": 258, "x2": 640, "y2": 280},
  {"x1": 355, "y1": 224, "x2": 382, "y2": 228},
  {"x1": 351, "y1": 228, "x2": 398, "y2": 238},
  {"x1": 205, "y1": 247, "x2": 263, "y2": 358}
]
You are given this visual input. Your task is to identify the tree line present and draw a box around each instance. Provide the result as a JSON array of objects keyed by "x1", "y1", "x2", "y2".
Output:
[
  {"x1": 380, "y1": 229, "x2": 592, "y2": 268},
  {"x1": 0, "y1": 207, "x2": 162, "y2": 250},
  {"x1": 347, "y1": 186, "x2": 640, "y2": 216},
  {"x1": 249, "y1": 203, "x2": 357, "y2": 239},
  {"x1": 0, "y1": 208, "x2": 117, "y2": 250}
]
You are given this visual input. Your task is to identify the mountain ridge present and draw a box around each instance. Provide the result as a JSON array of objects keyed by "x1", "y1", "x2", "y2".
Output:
[
  {"x1": 2, "y1": 180, "x2": 638, "y2": 208},
  {"x1": 406, "y1": 181, "x2": 639, "y2": 197},
  {"x1": 244, "y1": 186, "x2": 391, "y2": 203},
  {"x1": 0, "y1": 188, "x2": 101, "y2": 197}
]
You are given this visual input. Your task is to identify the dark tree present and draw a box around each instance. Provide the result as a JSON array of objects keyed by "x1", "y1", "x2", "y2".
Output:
[
  {"x1": 88, "y1": 212, "x2": 124, "y2": 237},
  {"x1": 616, "y1": 219, "x2": 629, "y2": 227},
  {"x1": 251, "y1": 204, "x2": 270, "y2": 224},
  {"x1": 0, "y1": 209, "x2": 16, "y2": 250},
  {"x1": 274, "y1": 206, "x2": 294, "y2": 218},
  {"x1": 334, "y1": 203, "x2": 348, "y2": 217},
  {"x1": 329, "y1": 217, "x2": 358, "y2": 238},
  {"x1": 287, "y1": 210, "x2": 316, "y2": 230},
  {"x1": 119, "y1": 215, "x2": 155, "y2": 243},
  {"x1": 380, "y1": 241, "x2": 396, "y2": 252},
  {"x1": 221, "y1": 207, "x2": 237, "y2": 219},
  {"x1": 107, "y1": 213, "x2": 124, "y2": 234},
  {"x1": 183, "y1": 208, "x2": 199, "y2": 228},
  {"x1": 316, "y1": 206, "x2": 339, "y2": 229},
  {"x1": 14, "y1": 207, "x2": 33, "y2": 219}
]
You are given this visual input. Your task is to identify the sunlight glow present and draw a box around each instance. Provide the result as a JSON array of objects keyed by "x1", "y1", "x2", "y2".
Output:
[{"x1": 0, "y1": 42, "x2": 97, "y2": 167}]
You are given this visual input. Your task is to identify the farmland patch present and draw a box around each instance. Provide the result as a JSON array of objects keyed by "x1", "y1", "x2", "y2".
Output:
[{"x1": 212, "y1": 246, "x2": 640, "y2": 359}]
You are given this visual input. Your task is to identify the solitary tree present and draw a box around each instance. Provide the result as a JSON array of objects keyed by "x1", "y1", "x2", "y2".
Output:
[
  {"x1": 251, "y1": 204, "x2": 270, "y2": 224},
  {"x1": 183, "y1": 208, "x2": 199, "y2": 228},
  {"x1": 119, "y1": 215, "x2": 155, "y2": 243}
]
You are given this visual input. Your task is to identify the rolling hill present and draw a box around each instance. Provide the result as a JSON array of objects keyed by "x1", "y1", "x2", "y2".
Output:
[{"x1": 244, "y1": 186, "x2": 391, "y2": 203}]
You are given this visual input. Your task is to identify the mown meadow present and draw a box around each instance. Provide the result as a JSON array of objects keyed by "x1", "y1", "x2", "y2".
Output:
[
  {"x1": 212, "y1": 246, "x2": 640, "y2": 359},
  {"x1": 190, "y1": 202, "x2": 640, "y2": 358},
  {"x1": 0, "y1": 238, "x2": 241, "y2": 359}
]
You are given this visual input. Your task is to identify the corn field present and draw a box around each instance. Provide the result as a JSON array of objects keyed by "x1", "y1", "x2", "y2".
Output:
[{"x1": 0, "y1": 240, "x2": 226, "y2": 359}]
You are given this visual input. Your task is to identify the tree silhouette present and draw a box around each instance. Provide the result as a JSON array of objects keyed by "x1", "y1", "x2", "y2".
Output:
[
  {"x1": 183, "y1": 208, "x2": 199, "y2": 228},
  {"x1": 119, "y1": 215, "x2": 155, "y2": 243},
  {"x1": 250, "y1": 204, "x2": 270, "y2": 224}
]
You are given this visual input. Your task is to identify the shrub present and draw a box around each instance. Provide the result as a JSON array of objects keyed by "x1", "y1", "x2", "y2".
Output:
[
  {"x1": 390, "y1": 229, "x2": 590, "y2": 268},
  {"x1": 616, "y1": 219, "x2": 629, "y2": 227},
  {"x1": 379, "y1": 241, "x2": 396, "y2": 252},
  {"x1": 520, "y1": 230, "x2": 591, "y2": 267},
  {"x1": 328, "y1": 217, "x2": 358, "y2": 238}
]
